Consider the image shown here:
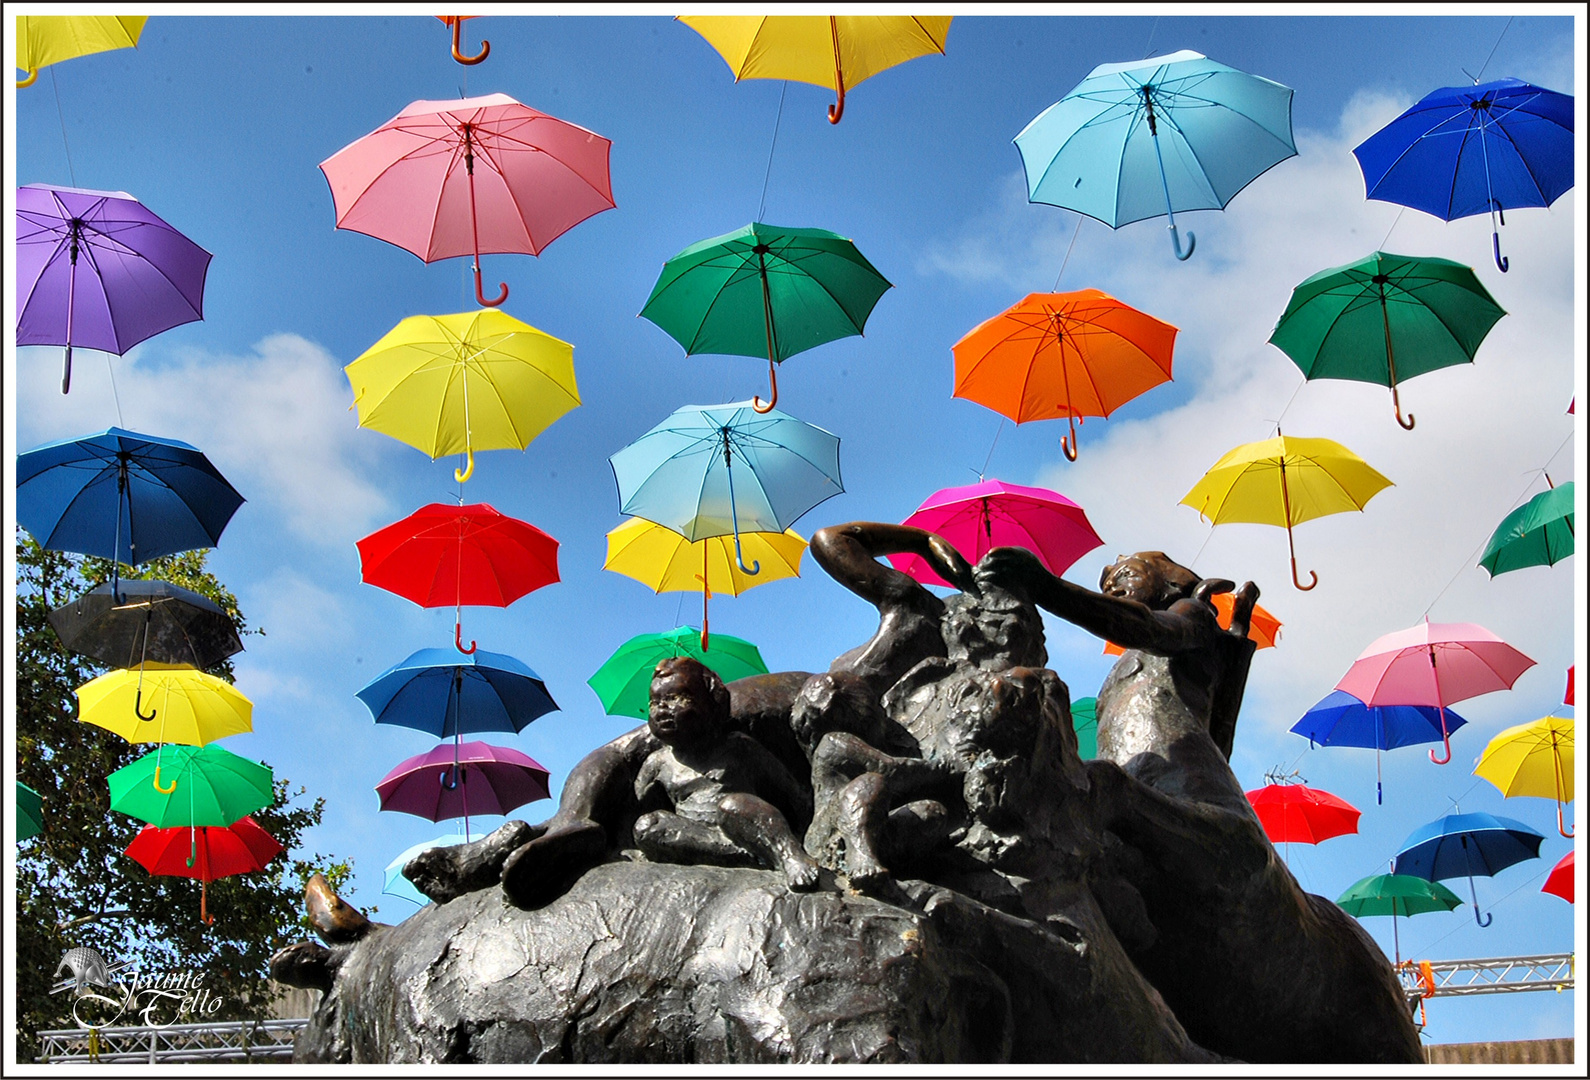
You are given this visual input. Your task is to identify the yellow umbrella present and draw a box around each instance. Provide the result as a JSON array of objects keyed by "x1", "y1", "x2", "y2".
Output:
[
  {"x1": 1474, "y1": 716, "x2": 1575, "y2": 838},
  {"x1": 346, "y1": 310, "x2": 579, "y2": 483},
  {"x1": 17, "y1": 15, "x2": 147, "y2": 88},
  {"x1": 1181, "y1": 433, "x2": 1392, "y2": 591},
  {"x1": 678, "y1": 15, "x2": 952, "y2": 123},
  {"x1": 605, "y1": 517, "x2": 805, "y2": 649},
  {"x1": 77, "y1": 665, "x2": 253, "y2": 792}
]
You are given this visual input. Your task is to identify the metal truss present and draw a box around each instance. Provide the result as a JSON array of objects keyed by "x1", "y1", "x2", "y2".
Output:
[
  {"x1": 1400, "y1": 953, "x2": 1575, "y2": 999},
  {"x1": 37, "y1": 1018, "x2": 308, "y2": 1063}
]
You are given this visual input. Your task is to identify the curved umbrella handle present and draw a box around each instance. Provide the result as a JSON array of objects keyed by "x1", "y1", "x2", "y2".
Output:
[
  {"x1": 474, "y1": 265, "x2": 509, "y2": 308},
  {"x1": 1492, "y1": 231, "x2": 1508, "y2": 274},
  {"x1": 733, "y1": 532, "x2": 761, "y2": 577},
  {"x1": 17, "y1": 68, "x2": 38, "y2": 88},
  {"x1": 1474, "y1": 905, "x2": 1492, "y2": 927},
  {"x1": 453, "y1": 447, "x2": 475, "y2": 484},
  {"x1": 827, "y1": 16, "x2": 845, "y2": 124},
  {"x1": 752, "y1": 359, "x2": 779, "y2": 414},
  {"x1": 1060, "y1": 412, "x2": 1080, "y2": 461},
  {"x1": 455, "y1": 620, "x2": 477, "y2": 655},
  {"x1": 135, "y1": 689, "x2": 158, "y2": 722},
  {"x1": 1169, "y1": 223, "x2": 1196, "y2": 261},
  {"x1": 153, "y1": 765, "x2": 177, "y2": 796},
  {"x1": 1290, "y1": 558, "x2": 1318, "y2": 592},
  {"x1": 1427, "y1": 730, "x2": 1453, "y2": 765},
  {"x1": 1558, "y1": 801, "x2": 1574, "y2": 839},
  {"x1": 442, "y1": 764, "x2": 462, "y2": 791},
  {"x1": 828, "y1": 76, "x2": 846, "y2": 124},
  {"x1": 1392, "y1": 384, "x2": 1415, "y2": 430},
  {"x1": 450, "y1": 18, "x2": 490, "y2": 65}
]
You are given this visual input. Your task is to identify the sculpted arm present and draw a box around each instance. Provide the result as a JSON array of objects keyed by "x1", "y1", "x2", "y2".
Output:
[{"x1": 811, "y1": 523, "x2": 976, "y2": 603}]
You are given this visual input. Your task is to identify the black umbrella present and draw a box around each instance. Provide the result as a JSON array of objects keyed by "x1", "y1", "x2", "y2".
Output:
[{"x1": 49, "y1": 579, "x2": 244, "y2": 671}]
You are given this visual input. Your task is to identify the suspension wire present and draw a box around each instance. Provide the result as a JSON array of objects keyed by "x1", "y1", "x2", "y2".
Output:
[
  {"x1": 1052, "y1": 215, "x2": 1083, "y2": 291},
  {"x1": 50, "y1": 67, "x2": 78, "y2": 186},
  {"x1": 105, "y1": 356, "x2": 125, "y2": 427},
  {"x1": 757, "y1": 81, "x2": 789, "y2": 223},
  {"x1": 1406, "y1": 862, "x2": 1550, "y2": 958},
  {"x1": 978, "y1": 418, "x2": 1005, "y2": 480},
  {"x1": 1141, "y1": 16, "x2": 1161, "y2": 59},
  {"x1": 1474, "y1": 16, "x2": 1514, "y2": 83},
  {"x1": 1270, "y1": 372, "x2": 1309, "y2": 436},
  {"x1": 1379, "y1": 207, "x2": 1406, "y2": 250}
]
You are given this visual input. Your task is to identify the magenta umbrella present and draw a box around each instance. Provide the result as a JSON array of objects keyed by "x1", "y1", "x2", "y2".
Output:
[
  {"x1": 375, "y1": 741, "x2": 551, "y2": 841},
  {"x1": 17, "y1": 184, "x2": 211, "y2": 394},
  {"x1": 1336, "y1": 619, "x2": 1535, "y2": 766},
  {"x1": 319, "y1": 93, "x2": 614, "y2": 308},
  {"x1": 887, "y1": 478, "x2": 1104, "y2": 587}
]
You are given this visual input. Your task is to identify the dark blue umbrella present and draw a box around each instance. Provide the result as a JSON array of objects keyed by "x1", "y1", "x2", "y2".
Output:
[
  {"x1": 16, "y1": 428, "x2": 244, "y2": 600},
  {"x1": 1352, "y1": 78, "x2": 1574, "y2": 272},
  {"x1": 355, "y1": 647, "x2": 558, "y2": 738},
  {"x1": 1392, "y1": 812, "x2": 1544, "y2": 927},
  {"x1": 1291, "y1": 689, "x2": 1469, "y2": 804}
]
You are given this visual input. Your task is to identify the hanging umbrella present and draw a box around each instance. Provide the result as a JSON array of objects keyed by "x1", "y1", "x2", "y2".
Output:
[
  {"x1": 436, "y1": 16, "x2": 488, "y2": 64},
  {"x1": 17, "y1": 782, "x2": 44, "y2": 842},
  {"x1": 1568, "y1": 666, "x2": 1575, "y2": 707},
  {"x1": 1268, "y1": 251, "x2": 1506, "y2": 429},
  {"x1": 346, "y1": 310, "x2": 579, "y2": 482},
  {"x1": 891, "y1": 479, "x2": 1103, "y2": 583},
  {"x1": 640, "y1": 223, "x2": 891, "y2": 412},
  {"x1": 383, "y1": 833, "x2": 468, "y2": 907},
  {"x1": 48, "y1": 578, "x2": 244, "y2": 671},
  {"x1": 1478, "y1": 481, "x2": 1574, "y2": 577},
  {"x1": 1014, "y1": 50, "x2": 1296, "y2": 260},
  {"x1": 678, "y1": 15, "x2": 952, "y2": 123},
  {"x1": 1474, "y1": 716, "x2": 1574, "y2": 838},
  {"x1": 356, "y1": 647, "x2": 558, "y2": 738},
  {"x1": 16, "y1": 427, "x2": 245, "y2": 602},
  {"x1": 319, "y1": 93, "x2": 614, "y2": 307},
  {"x1": 1105, "y1": 592, "x2": 1280, "y2": 656},
  {"x1": 17, "y1": 184, "x2": 211, "y2": 393},
  {"x1": 107, "y1": 744, "x2": 273, "y2": 825},
  {"x1": 1180, "y1": 433, "x2": 1393, "y2": 591},
  {"x1": 1290, "y1": 690, "x2": 1470, "y2": 805},
  {"x1": 1541, "y1": 850, "x2": 1573, "y2": 903},
  {"x1": 376, "y1": 742, "x2": 551, "y2": 841},
  {"x1": 1393, "y1": 812, "x2": 1544, "y2": 926},
  {"x1": 1245, "y1": 783, "x2": 1361, "y2": 845},
  {"x1": 77, "y1": 665, "x2": 252, "y2": 748},
  {"x1": 124, "y1": 816, "x2": 282, "y2": 925},
  {"x1": 358, "y1": 502, "x2": 560, "y2": 654},
  {"x1": 951, "y1": 291, "x2": 1177, "y2": 459},
  {"x1": 15, "y1": 15, "x2": 147, "y2": 88},
  {"x1": 1353, "y1": 78, "x2": 1574, "y2": 272},
  {"x1": 1336, "y1": 873, "x2": 1462, "y2": 963},
  {"x1": 610, "y1": 401, "x2": 842, "y2": 576},
  {"x1": 1336, "y1": 619, "x2": 1535, "y2": 765},
  {"x1": 590, "y1": 628, "x2": 770, "y2": 719},
  {"x1": 1072, "y1": 697, "x2": 1098, "y2": 761},
  {"x1": 604, "y1": 517, "x2": 805, "y2": 650}
]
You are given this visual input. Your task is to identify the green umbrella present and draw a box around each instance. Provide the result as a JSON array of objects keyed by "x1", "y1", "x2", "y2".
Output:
[
  {"x1": 17, "y1": 782, "x2": 44, "y2": 842},
  {"x1": 107, "y1": 743, "x2": 274, "y2": 829},
  {"x1": 1269, "y1": 251, "x2": 1505, "y2": 430},
  {"x1": 1479, "y1": 481, "x2": 1574, "y2": 577},
  {"x1": 1072, "y1": 697, "x2": 1098, "y2": 761},
  {"x1": 588, "y1": 627, "x2": 769, "y2": 719},
  {"x1": 639, "y1": 222, "x2": 892, "y2": 413},
  {"x1": 1337, "y1": 872, "x2": 1462, "y2": 963}
]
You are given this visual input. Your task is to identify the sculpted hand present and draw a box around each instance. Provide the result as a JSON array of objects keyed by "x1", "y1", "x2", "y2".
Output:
[
  {"x1": 1227, "y1": 581, "x2": 1259, "y2": 639},
  {"x1": 973, "y1": 545, "x2": 1047, "y2": 595},
  {"x1": 927, "y1": 535, "x2": 978, "y2": 594}
]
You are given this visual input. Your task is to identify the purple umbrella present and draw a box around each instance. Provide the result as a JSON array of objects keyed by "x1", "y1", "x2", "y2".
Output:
[
  {"x1": 17, "y1": 184, "x2": 212, "y2": 394},
  {"x1": 375, "y1": 741, "x2": 551, "y2": 840}
]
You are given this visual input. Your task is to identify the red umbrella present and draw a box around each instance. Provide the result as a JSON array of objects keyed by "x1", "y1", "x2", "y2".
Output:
[
  {"x1": 1245, "y1": 783, "x2": 1361, "y2": 845},
  {"x1": 124, "y1": 815, "x2": 282, "y2": 924},
  {"x1": 1541, "y1": 850, "x2": 1573, "y2": 903},
  {"x1": 1567, "y1": 665, "x2": 1574, "y2": 707},
  {"x1": 1335, "y1": 619, "x2": 1535, "y2": 765},
  {"x1": 357, "y1": 502, "x2": 559, "y2": 654},
  {"x1": 376, "y1": 741, "x2": 551, "y2": 841}
]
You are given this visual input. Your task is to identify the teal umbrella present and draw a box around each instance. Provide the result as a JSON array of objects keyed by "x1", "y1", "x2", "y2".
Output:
[
  {"x1": 1014, "y1": 50, "x2": 1295, "y2": 261},
  {"x1": 1479, "y1": 481, "x2": 1574, "y2": 577},
  {"x1": 383, "y1": 834, "x2": 467, "y2": 909},
  {"x1": 1072, "y1": 697, "x2": 1098, "y2": 760},
  {"x1": 17, "y1": 782, "x2": 44, "y2": 842},
  {"x1": 589, "y1": 628, "x2": 769, "y2": 719},
  {"x1": 1337, "y1": 872, "x2": 1462, "y2": 963},
  {"x1": 107, "y1": 743, "x2": 274, "y2": 829}
]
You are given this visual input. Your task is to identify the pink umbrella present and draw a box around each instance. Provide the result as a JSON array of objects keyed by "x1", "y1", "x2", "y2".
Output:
[
  {"x1": 887, "y1": 479, "x2": 1103, "y2": 587},
  {"x1": 319, "y1": 93, "x2": 614, "y2": 307},
  {"x1": 376, "y1": 741, "x2": 551, "y2": 841},
  {"x1": 1336, "y1": 619, "x2": 1535, "y2": 766}
]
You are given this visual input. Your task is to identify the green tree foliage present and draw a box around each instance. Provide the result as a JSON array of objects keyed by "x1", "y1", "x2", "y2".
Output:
[{"x1": 15, "y1": 531, "x2": 355, "y2": 1059}]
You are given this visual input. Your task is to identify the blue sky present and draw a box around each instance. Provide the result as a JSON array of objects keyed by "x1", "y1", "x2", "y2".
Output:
[{"x1": 7, "y1": 11, "x2": 1582, "y2": 1048}]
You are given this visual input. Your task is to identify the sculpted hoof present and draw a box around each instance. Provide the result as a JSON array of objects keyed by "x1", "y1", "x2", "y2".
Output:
[
  {"x1": 269, "y1": 940, "x2": 335, "y2": 992},
  {"x1": 404, "y1": 820, "x2": 540, "y2": 904},
  {"x1": 500, "y1": 819, "x2": 610, "y2": 910}
]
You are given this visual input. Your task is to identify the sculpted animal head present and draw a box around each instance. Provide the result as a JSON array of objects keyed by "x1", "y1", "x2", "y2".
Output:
[{"x1": 53, "y1": 946, "x2": 112, "y2": 995}]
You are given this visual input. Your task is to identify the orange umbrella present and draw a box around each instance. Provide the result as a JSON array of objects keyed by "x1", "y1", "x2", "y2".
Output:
[
  {"x1": 436, "y1": 16, "x2": 488, "y2": 64},
  {"x1": 952, "y1": 289, "x2": 1176, "y2": 460},
  {"x1": 1104, "y1": 592, "x2": 1281, "y2": 655}
]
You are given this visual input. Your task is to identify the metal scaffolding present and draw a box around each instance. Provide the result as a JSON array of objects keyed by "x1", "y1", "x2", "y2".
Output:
[
  {"x1": 37, "y1": 1018, "x2": 307, "y2": 1064},
  {"x1": 1400, "y1": 954, "x2": 1575, "y2": 1000}
]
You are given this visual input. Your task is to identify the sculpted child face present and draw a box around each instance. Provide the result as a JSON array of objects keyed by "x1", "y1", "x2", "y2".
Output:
[
  {"x1": 648, "y1": 665, "x2": 718, "y2": 746},
  {"x1": 1100, "y1": 557, "x2": 1161, "y2": 607}
]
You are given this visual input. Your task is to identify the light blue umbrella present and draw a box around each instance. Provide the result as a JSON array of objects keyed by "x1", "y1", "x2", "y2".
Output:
[
  {"x1": 382, "y1": 833, "x2": 467, "y2": 908},
  {"x1": 609, "y1": 401, "x2": 842, "y2": 574},
  {"x1": 1013, "y1": 50, "x2": 1296, "y2": 260}
]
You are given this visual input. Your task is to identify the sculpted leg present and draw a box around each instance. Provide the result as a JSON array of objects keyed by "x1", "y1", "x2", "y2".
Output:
[
  {"x1": 717, "y1": 793, "x2": 821, "y2": 891},
  {"x1": 405, "y1": 821, "x2": 538, "y2": 904},
  {"x1": 633, "y1": 809, "x2": 754, "y2": 867}
]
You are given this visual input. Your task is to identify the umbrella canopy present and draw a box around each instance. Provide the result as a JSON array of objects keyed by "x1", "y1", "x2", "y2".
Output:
[
  {"x1": 17, "y1": 782, "x2": 44, "y2": 842},
  {"x1": 1290, "y1": 689, "x2": 1470, "y2": 804},
  {"x1": 1479, "y1": 482, "x2": 1574, "y2": 577},
  {"x1": 1106, "y1": 592, "x2": 1280, "y2": 656},
  {"x1": 15, "y1": 16, "x2": 146, "y2": 87},
  {"x1": 678, "y1": 15, "x2": 952, "y2": 123},
  {"x1": 1336, "y1": 620, "x2": 1535, "y2": 764},
  {"x1": 589, "y1": 628, "x2": 770, "y2": 719},
  {"x1": 1269, "y1": 251, "x2": 1506, "y2": 429},
  {"x1": 610, "y1": 401, "x2": 842, "y2": 575},
  {"x1": 1474, "y1": 715, "x2": 1574, "y2": 838},
  {"x1": 1014, "y1": 50, "x2": 1295, "y2": 259},
  {"x1": 77, "y1": 665, "x2": 253, "y2": 747},
  {"x1": 1336, "y1": 873, "x2": 1462, "y2": 964},
  {"x1": 1353, "y1": 78, "x2": 1574, "y2": 271},
  {"x1": 384, "y1": 833, "x2": 468, "y2": 907},
  {"x1": 356, "y1": 648, "x2": 558, "y2": 738},
  {"x1": 1072, "y1": 697, "x2": 1098, "y2": 761},
  {"x1": 358, "y1": 502, "x2": 560, "y2": 653},
  {"x1": 639, "y1": 223, "x2": 891, "y2": 412},
  {"x1": 124, "y1": 816, "x2": 282, "y2": 924},
  {"x1": 107, "y1": 743, "x2": 273, "y2": 827},
  {"x1": 346, "y1": 310, "x2": 579, "y2": 482},
  {"x1": 1541, "y1": 850, "x2": 1573, "y2": 903},
  {"x1": 1180, "y1": 434, "x2": 1392, "y2": 591},
  {"x1": 17, "y1": 184, "x2": 210, "y2": 393},
  {"x1": 376, "y1": 742, "x2": 551, "y2": 822},
  {"x1": 48, "y1": 578, "x2": 243, "y2": 671},
  {"x1": 889, "y1": 479, "x2": 1103, "y2": 586},
  {"x1": 1245, "y1": 784, "x2": 1361, "y2": 845},
  {"x1": 951, "y1": 291, "x2": 1177, "y2": 458},
  {"x1": 1393, "y1": 812, "x2": 1543, "y2": 926},
  {"x1": 319, "y1": 93, "x2": 614, "y2": 307}
]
